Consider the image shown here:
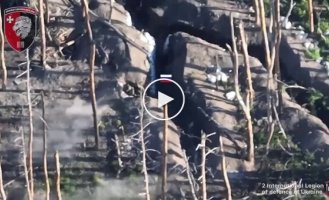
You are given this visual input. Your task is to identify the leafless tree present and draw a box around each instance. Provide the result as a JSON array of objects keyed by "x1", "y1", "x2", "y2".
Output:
[
  {"x1": 266, "y1": 0, "x2": 283, "y2": 153},
  {"x1": 39, "y1": 0, "x2": 47, "y2": 67},
  {"x1": 0, "y1": 161, "x2": 6, "y2": 200},
  {"x1": 200, "y1": 132, "x2": 207, "y2": 200},
  {"x1": 274, "y1": 0, "x2": 283, "y2": 113},
  {"x1": 26, "y1": 49, "x2": 34, "y2": 199},
  {"x1": 228, "y1": 15, "x2": 254, "y2": 163},
  {"x1": 161, "y1": 104, "x2": 168, "y2": 200},
  {"x1": 308, "y1": 0, "x2": 314, "y2": 32},
  {"x1": 45, "y1": 0, "x2": 50, "y2": 24},
  {"x1": 258, "y1": 0, "x2": 277, "y2": 154},
  {"x1": 20, "y1": 128, "x2": 32, "y2": 200},
  {"x1": 55, "y1": 151, "x2": 62, "y2": 200},
  {"x1": 239, "y1": 22, "x2": 255, "y2": 108},
  {"x1": 41, "y1": 91, "x2": 50, "y2": 200},
  {"x1": 81, "y1": 0, "x2": 100, "y2": 149},
  {"x1": 0, "y1": 8, "x2": 6, "y2": 89},
  {"x1": 253, "y1": 0, "x2": 260, "y2": 25},
  {"x1": 219, "y1": 136, "x2": 232, "y2": 200},
  {"x1": 139, "y1": 95, "x2": 150, "y2": 200}
]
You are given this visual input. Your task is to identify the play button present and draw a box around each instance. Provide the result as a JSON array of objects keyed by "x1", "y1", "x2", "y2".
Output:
[
  {"x1": 157, "y1": 91, "x2": 174, "y2": 108},
  {"x1": 143, "y1": 78, "x2": 185, "y2": 121}
]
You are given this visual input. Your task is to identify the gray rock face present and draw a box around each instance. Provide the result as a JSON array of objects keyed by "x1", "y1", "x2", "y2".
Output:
[
  {"x1": 164, "y1": 32, "x2": 329, "y2": 174},
  {"x1": 128, "y1": 0, "x2": 329, "y2": 103}
]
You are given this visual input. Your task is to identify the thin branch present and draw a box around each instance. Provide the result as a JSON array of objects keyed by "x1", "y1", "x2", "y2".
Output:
[
  {"x1": 161, "y1": 104, "x2": 168, "y2": 200},
  {"x1": 26, "y1": 49, "x2": 34, "y2": 199},
  {"x1": 139, "y1": 95, "x2": 150, "y2": 200},
  {"x1": 0, "y1": 161, "x2": 6, "y2": 200},
  {"x1": 253, "y1": 0, "x2": 260, "y2": 25},
  {"x1": 182, "y1": 151, "x2": 198, "y2": 200},
  {"x1": 55, "y1": 151, "x2": 62, "y2": 200},
  {"x1": 41, "y1": 91, "x2": 50, "y2": 200},
  {"x1": 201, "y1": 131, "x2": 207, "y2": 200},
  {"x1": 20, "y1": 128, "x2": 32, "y2": 200},
  {"x1": 81, "y1": 0, "x2": 99, "y2": 149},
  {"x1": 229, "y1": 15, "x2": 254, "y2": 163},
  {"x1": 45, "y1": 0, "x2": 50, "y2": 24},
  {"x1": 219, "y1": 136, "x2": 232, "y2": 200},
  {"x1": 39, "y1": 0, "x2": 47, "y2": 67},
  {"x1": 239, "y1": 21, "x2": 254, "y2": 107},
  {"x1": 308, "y1": 0, "x2": 314, "y2": 32},
  {"x1": 0, "y1": 7, "x2": 6, "y2": 89},
  {"x1": 272, "y1": 101, "x2": 287, "y2": 139},
  {"x1": 275, "y1": 0, "x2": 283, "y2": 113}
]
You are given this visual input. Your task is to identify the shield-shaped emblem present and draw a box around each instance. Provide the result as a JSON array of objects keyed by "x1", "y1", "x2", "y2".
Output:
[{"x1": 4, "y1": 6, "x2": 37, "y2": 52}]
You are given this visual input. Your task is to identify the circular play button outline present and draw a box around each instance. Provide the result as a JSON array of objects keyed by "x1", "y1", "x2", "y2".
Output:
[{"x1": 142, "y1": 78, "x2": 185, "y2": 121}]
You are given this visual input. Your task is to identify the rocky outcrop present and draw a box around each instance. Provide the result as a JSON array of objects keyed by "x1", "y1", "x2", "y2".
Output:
[
  {"x1": 126, "y1": 0, "x2": 329, "y2": 101},
  {"x1": 164, "y1": 32, "x2": 329, "y2": 174}
]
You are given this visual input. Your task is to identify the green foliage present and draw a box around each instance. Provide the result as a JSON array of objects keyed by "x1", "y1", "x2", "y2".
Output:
[
  {"x1": 305, "y1": 48, "x2": 321, "y2": 60},
  {"x1": 254, "y1": 131, "x2": 267, "y2": 146},
  {"x1": 289, "y1": 0, "x2": 308, "y2": 23},
  {"x1": 319, "y1": 20, "x2": 329, "y2": 33},
  {"x1": 307, "y1": 89, "x2": 329, "y2": 115},
  {"x1": 60, "y1": 176, "x2": 77, "y2": 194}
]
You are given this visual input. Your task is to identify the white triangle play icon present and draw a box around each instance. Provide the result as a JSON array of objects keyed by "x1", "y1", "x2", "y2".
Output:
[{"x1": 158, "y1": 91, "x2": 174, "y2": 108}]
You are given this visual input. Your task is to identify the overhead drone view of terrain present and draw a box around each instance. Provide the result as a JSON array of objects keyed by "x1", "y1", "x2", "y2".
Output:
[{"x1": 1, "y1": 0, "x2": 329, "y2": 199}]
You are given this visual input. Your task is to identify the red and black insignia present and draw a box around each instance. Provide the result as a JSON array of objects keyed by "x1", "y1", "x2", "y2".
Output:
[{"x1": 4, "y1": 6, "x2": 37, "y2": 52}]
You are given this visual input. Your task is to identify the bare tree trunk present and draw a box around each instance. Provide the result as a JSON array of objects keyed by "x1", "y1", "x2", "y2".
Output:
[
  {"x1": 259, "y1": 0, "x2": 275, "y2": 151},
  {"x1": 201, "y1": 132, "x2": 207, "y2": 200},
  {"x1": 219, "y1": 136, "x2": 232, "y2": 200},
  {"x1": 55, "y1": 151, "x2": 62, "y2": 200},
  {"x1": 26, "y1": 49, "x2": 34, "y2": 200},
  {"x1": 275, "y1": 0, "x2": 282, "y2": 113},
  {"x1": 0, "y1": 161, "x2": 6, "y2": 200},
  {"x1": 45, "y1": 0, "x2": 50, "y2": 24},
  {"x1": 41, "y1": 91, "x2": 50, "y2": 200},
  {"x1": 20, "y1": 129, "x2": 32, "y2": 200},
  {"x1": 39, "y1": 0, "x2": 47, "y2": 67},
  {"x1": 266, "y1": 0, "x2": 282, "y2": 153},
  {"x1": 81, "y1": 0, "x2": 99, "y2": 149},
  {"x1": 140, "y1": 95, "x2": 150, "y2": 200},
  {"x1": 253, "y1": 0, "x2": 261, "y2": 25},
  {"x1": 239, "y1": 22, "x2": 254, "y2": 107},
  {"x1": 229, "y1": 15, "x2": 254, "y2": 163},
  {"x1": 308, "y1": 0, "x2": 314, "y2": 33},
  {"x1": 161, "y1": 104, "x2": 168, "y2": 200},
  {"x1": 0, "y1": 8, "x2": 6, "y2": 89}
]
